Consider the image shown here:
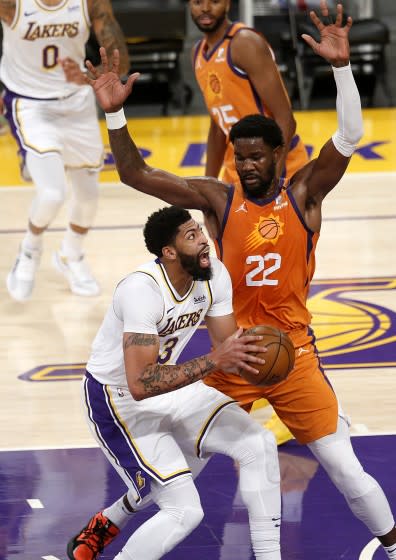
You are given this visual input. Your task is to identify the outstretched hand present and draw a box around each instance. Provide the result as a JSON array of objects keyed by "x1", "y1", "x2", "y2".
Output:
[
  {"x1": 302, "y1": 1, "x2": 352, "y2": 67},
  {"x1": 85, "y1": 47, "x2": 140, "y2": 113}
]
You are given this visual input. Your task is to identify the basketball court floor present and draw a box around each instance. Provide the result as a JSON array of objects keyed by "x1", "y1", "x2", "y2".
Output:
[{"x1": 1, "y1": 107, "x2": 396, "y2": 559}]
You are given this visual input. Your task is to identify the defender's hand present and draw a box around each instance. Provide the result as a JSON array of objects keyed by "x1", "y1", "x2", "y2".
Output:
[
  {"x1": 86, "y1": 47, "x2": 140, "y2": 113},
  {"x1": 301, "y1": 1, "x2": 352, "y2": 67}
]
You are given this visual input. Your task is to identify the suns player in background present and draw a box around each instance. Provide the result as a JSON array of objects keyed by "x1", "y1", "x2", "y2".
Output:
[
  {"x1": 0, "y1": 0, "x2": 128, "y2": 301},
  {"x1": 190, "y1": 0, "x2": 310, "y2": 443},
  {"x1": 85, "y1": 1, "x2": 396, "y2": 555},
  {"x1": 190, "y1": 0, "x2": 308, "y2": 192},
  {"x1": 67, "y1": 206, "x2": 282, "y2": 560}
]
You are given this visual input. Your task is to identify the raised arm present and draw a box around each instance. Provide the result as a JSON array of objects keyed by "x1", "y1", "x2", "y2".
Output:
[
  {"x1": 296, "y1": 1, "x2": 363, "y2": 204},
  {"x1": 231, "y1": 29, "x2": 296, "y2": 177},
  {"x1": 86, "y1": 48, "x2": 228, "y2": 217},
  {"x1": 87, "y1": 0, "x2": 129, "y2": 76}
]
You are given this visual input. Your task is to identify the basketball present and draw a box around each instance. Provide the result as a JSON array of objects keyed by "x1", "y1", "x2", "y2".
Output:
[{"x1": 240, "y1": 325, "x2": 295, "y2": 386}]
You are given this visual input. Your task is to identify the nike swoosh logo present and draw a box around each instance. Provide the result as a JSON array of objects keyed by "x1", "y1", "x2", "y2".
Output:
[
  {"x1": 24, "y1": 10, "x2": 37, "y2": 16},
  {"x1": 166, "y1": 307, "x2": 175, "y2": 314}
]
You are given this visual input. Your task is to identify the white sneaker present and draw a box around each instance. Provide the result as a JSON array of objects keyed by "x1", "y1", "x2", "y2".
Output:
[
  {"x1": 52, "y1": 251, "x2": 100, "y2": 297},
  {"x1": 6, "y1": 247, "x2": 41, "y2": 301}
]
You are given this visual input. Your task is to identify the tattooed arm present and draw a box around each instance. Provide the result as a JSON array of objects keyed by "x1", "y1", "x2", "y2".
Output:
[
  {"x1": 87, "y1": 0, "x2": 129, "y2": 75},
  {"x1": 123, "y1": 329, "x2": 265, "y2": 401}
]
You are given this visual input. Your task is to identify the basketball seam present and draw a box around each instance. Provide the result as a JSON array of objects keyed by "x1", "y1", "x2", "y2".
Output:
[{"x1": 265, "y1": 331, "x2": 282, "y2": 378}]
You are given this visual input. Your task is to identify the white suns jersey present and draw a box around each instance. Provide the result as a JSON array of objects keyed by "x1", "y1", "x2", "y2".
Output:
[
  {"x1": 0, "y1": 0, "x2": 91, "y2": 98},
  {"x1": 87, "y1": 257, "x2": 234, "y2": 387}
]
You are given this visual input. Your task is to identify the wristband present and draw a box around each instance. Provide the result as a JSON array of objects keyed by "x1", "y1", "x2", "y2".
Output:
[{"x1": 105, "y1": 108, "x2": 127, "y2": 130}]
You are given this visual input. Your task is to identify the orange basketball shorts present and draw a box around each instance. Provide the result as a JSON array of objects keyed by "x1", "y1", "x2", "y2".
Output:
[{"x1": 204, "y1": 343, "x2": 338, "y2": 445}]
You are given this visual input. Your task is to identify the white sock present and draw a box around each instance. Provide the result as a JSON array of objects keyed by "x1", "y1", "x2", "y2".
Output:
[
  {"x1": 103, "y1": 493, "x2": 136, "y2": 530},
  {"x1": 384, "y1": 543, "x2": 396, "y2": 559},
  {"x1": 61, "y1": 226, "x2": 85, "y2": 260},
  {"x1": 22, "y1": 230, "x2": 43, "y2": 253}
]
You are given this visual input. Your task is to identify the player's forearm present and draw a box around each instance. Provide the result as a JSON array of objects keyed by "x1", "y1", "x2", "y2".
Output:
[
  {"x1": 331, "y1": 64, "x2": 363, "y2": 157},
  {"x1": 108, "y1": 125, "x2": 148, "y2": 185},
  {"x1": 131, "y1": 354, "x2": 216, "y2": 400},
  {"x1": 205, "y1": 123, "x2": 226, "y2": 177}
]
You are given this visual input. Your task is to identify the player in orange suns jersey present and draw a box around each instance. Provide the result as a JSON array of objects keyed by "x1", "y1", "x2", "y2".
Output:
[
  {"x1": 190, "y1": 0, "x2": 309, "y2": 443},
  {"x1": 190, "y1": 0, "x2": 309, "y2": 187},
  {"x1": 88, "y1": 1, "x2": 396, "y2": 555}
]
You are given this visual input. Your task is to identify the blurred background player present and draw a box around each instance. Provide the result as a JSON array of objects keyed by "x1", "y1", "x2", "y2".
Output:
[
  {"x1": 190, "y1": 0, "x2": 309, "y2": 188},
  {"x1": 0, "y1": 0, "x2": 129, "y2": 301},
  {"x1": 190, "y1": 0, "x2": 309, "y2": 444}
]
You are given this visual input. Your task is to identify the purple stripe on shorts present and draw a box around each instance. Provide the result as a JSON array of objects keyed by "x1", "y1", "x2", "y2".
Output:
[{"x1": 84, "y1": 371, "x2": 150, "y2": 501}]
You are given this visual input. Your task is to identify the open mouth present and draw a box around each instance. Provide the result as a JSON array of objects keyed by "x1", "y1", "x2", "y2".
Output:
[{"x1": 199, "y1": 248, "x2": 210, "y2": 267}]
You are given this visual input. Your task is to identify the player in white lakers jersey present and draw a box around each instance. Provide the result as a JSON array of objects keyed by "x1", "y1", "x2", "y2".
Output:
[
  {"x1": 67, "y1": 206, "x2": 282, "y2": 560},
  {"x1": 0, "y1": 0, "x2": 128, "y2": 300}
]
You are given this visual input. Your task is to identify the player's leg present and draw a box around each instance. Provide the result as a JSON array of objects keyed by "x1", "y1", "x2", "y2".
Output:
[
  {"x1": 53, "y1": 167, "x2": 100, "y2": 296},
  {"x1": 54, "y1": 87, "x2": 103, "y2": 297},
  {"x1": 268, "y1": 348, "x2": 396, "y2": 556},
  {"x1": 114, "y1": 476, "x2": 203, "y2": 560},
  {"x1": 7, "y1": 151, "x2": 67, "y2": 301},
  {"x1": 308, "y1": 414, "x2": 396, "y2": 557},
  {"x1": 201, "y1": 404, "x2": 281, "y2": 559}
]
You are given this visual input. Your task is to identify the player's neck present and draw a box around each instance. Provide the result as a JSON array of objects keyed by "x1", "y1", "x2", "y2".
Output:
[
  {"x1": 204, "y1": 19, "x2": 231, "y2": 50},
  {"x1": 163, "y1": 263, "x2": 193, "y2": 297}
]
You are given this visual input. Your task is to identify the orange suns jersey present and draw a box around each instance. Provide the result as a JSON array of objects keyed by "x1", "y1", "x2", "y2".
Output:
[
  {"x1": 193, "y1": 22, "x2": 309, "y2": 184},
  {"x1": 214, "y1": 184, "x2": 319, "y2": 348}
]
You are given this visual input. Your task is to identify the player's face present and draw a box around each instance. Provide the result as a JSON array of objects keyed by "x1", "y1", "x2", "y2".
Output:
[
  {"x1": 176, "y1": 219, "x2": 212, "y2": 281},
  {"x1": 189, "y1": 0, "x2": 230, "y2": 34},
  {"x1": 234, "y1": 137, "x2": 277, "y2": 197}
]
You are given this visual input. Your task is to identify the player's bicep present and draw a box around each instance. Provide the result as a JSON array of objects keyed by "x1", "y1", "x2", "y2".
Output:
[
  {"x1": 307, "y1": 139, "x2": 350, "y2": 200},
  {"x1": 123, "y1": 332, "x2": 159, "y2": 388}
]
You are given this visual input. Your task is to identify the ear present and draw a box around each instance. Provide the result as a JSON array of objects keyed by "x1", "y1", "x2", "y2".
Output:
[{"x1": 162, "y1": 246, "x2": 177, "y2": 261}]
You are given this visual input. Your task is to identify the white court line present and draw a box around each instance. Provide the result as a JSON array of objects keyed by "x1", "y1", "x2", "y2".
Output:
[
  {"x1": 27, "y1": 498, "x2": 44, "y2": 509},
  {"x1": 359, "y1": 538, "x2": 381, "y2": 559},
  {"x1": 42, "y1": 556, "x2": 61, "y2": 560}
]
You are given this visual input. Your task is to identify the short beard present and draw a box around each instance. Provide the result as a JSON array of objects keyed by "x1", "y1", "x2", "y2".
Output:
[
  {"x1": 240, "y1": 160, "x2": 276, "y2": 197},
  {"x1": 179, "y1": 253, "x2": 212, "y2": 281},
  {"x1": 192, "y1": 13, "x2": 226, "y2": 34}
]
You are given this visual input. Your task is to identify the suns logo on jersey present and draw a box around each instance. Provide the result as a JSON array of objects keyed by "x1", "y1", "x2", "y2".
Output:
[
  {"x1": 207, "y1": 72, "x2": 222, "y2": 101},
  {"x1": 135, "y1": 470, "x2": 146, "y2": 490},
  {"x1": 246, "y1": 214, "x2": 284, "y2": 251}
]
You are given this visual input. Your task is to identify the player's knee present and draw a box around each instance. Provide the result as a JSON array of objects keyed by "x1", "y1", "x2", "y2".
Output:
[
  {"x1": 238, "y1": 426, "x2": 279, "y2": 483},
  {"x1": 322, "y1": 452, "x2": 376, "y2": 499},
  {"x1": 38, "y1": 186, "x2": 65, "y2": 208},
  {"x1": 166, "y1": 502, "x2": 204, "y2": 535}
]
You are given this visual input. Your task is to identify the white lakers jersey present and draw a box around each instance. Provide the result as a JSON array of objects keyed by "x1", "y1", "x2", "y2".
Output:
[
  {"x1": 0, "y1": 0, "x2": 91, "y2": 98},
  {"x1": 87, "y1": 257, "x2": 233, "y2": 387}
]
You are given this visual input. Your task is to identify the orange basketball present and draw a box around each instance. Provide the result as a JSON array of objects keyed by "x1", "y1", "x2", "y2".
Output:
[
  {"x1": 258, "y1": 218, "x2": 279, "y2": 240},
  {"x1": 240, "y1": 325, "x2": 295, "y2": 386}
]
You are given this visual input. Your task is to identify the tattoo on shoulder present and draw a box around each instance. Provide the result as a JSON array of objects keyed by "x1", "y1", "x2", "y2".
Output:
[{"x1": 124, "y1": 333, "x2": 157, "y2": 350}]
